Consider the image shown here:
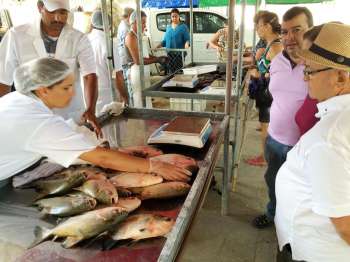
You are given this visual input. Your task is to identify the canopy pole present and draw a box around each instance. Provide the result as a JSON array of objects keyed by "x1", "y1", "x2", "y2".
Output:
[
  {"x1": 189, "y1": 0, "x2": 194, "y2": 64},
  {"x1": 136, "y1": 0, "x2": 145, "y2": 107},
  {"x1": 101, "y1": 0, "x2": 116, "y2": 101},
  {"x1": 231, "y1": 0, "x2": 246, "y2": 191},
  {"x1": 222, "y1": 0, "x2": 236, "y2": 216},
  {"x1": 252, "y1": 0, "x2": 261, "y2": 47}
]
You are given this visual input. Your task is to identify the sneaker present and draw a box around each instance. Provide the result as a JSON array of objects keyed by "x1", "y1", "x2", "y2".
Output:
[
  {"x1": 252, "y1": 214, "x2": 274, "y2": 229},
  {"x1": 244, "y1": 155, "x2": 266, "y2": 167}
]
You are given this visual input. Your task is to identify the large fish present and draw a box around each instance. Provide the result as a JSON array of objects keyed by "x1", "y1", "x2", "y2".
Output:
[
  {"x1": 28, "y1": 170, "x2": 86, "y2": 199},
  {"x1": 111, "y1": 214, "x2": 175, "y2": 241},
  {"x1": 129, "y1": 182, "x2": 191, "y2": 200},
  {"x1": 29, "y1": 206, "x2": 128, "y2": 248},
  {"x1": 75, "y1": 180, "x2": 118, "y2": 205},
  {"x1": 118, "y1": 145, "x2": 163, "y2": 158},
  {"x1": 114, "y1": 197, "x2": 141, "y2": 212},
  {"x1": 34, "y1": 194, "x2": 97, "y2": 217},
  {"x1": 109, "y1": 173, "x2": 163, "y2": 188},
  {"x1": 73, "y1": 165, "x2": 108, "y2": 181},
  {"x1": 150, "y1": 154, "x2": 198, "y2": 173}
]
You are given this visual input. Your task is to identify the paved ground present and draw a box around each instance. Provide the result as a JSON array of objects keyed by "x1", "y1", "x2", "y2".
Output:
[{"x1": 179, "y1": 120, "x2": 278, "y2": 262}]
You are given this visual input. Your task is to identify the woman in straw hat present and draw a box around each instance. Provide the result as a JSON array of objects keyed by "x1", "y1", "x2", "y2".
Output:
[{"x1": 274, "y1": 22, "x2": 350, "y2": 262}]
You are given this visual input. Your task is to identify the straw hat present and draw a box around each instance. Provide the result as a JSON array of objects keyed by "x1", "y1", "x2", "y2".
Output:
[{"x1": 298, "y1": 22, "x2": 350, "y2": 72}]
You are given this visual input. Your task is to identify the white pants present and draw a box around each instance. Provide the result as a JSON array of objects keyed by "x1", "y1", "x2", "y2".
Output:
[{"x1": 129, "y1": 64, "x2": 151, "y2": 108}]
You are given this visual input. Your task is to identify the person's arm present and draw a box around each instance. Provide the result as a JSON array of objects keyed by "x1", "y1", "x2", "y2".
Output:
[
  {"x1": 331, "y1": 216, "x2": 350, "y2": 245},
  {"x1": 267, "y1": 44, "x2": 283, "y2": 61},
  {"x1": 125, "y1": 33, "x2": 158, "y2": 65},
  {"x1": 208, "y1": 30, "x2": 221, "y2": 50},
  {"x1": 115, "y1": 70, "x2": 128, "y2": 104},
  {"x1": 82, "y1": 73, "x2": 101, "y2": 137},
  {"x1": 183, "y1": 24, "x2": 190, "y2": 49},
  {"x1": 80, "y1": 147, "x2": 191, "y2": 182},
  {"x1": 0, "y1": 83, "x2": 10, "y2": 96}
]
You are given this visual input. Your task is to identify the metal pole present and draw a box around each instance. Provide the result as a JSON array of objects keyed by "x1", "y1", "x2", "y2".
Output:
[
  {"x1": 252, "y1": 0, "x2": 260, "y2": 47},
  {"x1": 222, "y1": 0, "x2": 236, "y2": 216},
  {"x1": 231, "y1": 0, "x2": 246, "y2": 190},
  {"x1": 189, "y1": 0, "x2": 194, "y2": 64},
  {"x1": 100, "y1": 0, "x2": 116, "y2": 101},
  {"x1": 136, "y1": 0, "x2": 145, "y2": 107}
]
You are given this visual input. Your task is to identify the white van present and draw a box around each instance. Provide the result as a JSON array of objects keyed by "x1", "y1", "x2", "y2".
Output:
[{"x1": 146, "y1": 8, "x2": 228, "y2": 63}]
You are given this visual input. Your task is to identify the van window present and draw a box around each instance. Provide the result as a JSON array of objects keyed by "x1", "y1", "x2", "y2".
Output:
[
  {"x1": 194, "y1": 12, "x2": 225, "y2": 34},
  {"x1": 156, "y1": 13, "x2": 188, "y2": 32}
]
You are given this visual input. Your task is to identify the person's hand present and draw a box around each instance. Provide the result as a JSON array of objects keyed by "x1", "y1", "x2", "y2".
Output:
[
  {"x1": 157, "y1": 56, "x2": 169, "y2": 65},
  {"x1": 149, "y1": 159, "x2": 192, "y2": 182},
  {"x1": 81, "y1": 109, "x2": 102, "y2": 138}
]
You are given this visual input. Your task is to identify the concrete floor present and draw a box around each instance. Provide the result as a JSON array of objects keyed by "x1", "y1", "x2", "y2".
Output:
[{"x1": 179, "y1": 120, "x2": 278, "y2": 262}]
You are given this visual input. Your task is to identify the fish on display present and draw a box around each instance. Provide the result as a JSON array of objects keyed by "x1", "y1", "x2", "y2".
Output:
[
  {"x1": 150, "y1": 154, "x2": 198, "y2": 173},
  {"x1": 118, "y1": 145, "x2": 163, "y2": 158},
  {"x1": 129, "y1": 182, "x2": 191, "y2": 200},
  {"x1": 73, "y1": 165, "x2": 107, "y2": 180},
  {"x1": 75, "y1": 179, "x2": 118, "y2": 205},
  {"x1": 114, "y1": 197, "x2": 141, "y2": 212},
  {"x1": 116, "y1": 188, "x2": 133, "y2": 197},
  {"x1": 111, "y1": 214, "x2": 175, "y2": 241},
  {"x1": 34, "y1": 194, "x2": 97, "y2": 217},
  {"x1": 28, "y1": 170, "x2": 86, "y2": 199},
  {"x1": 109, "y1": 173, "x2": 163, "y2": 188},
  {"x1": 29, "y1": 206, "x2": 128, "y2": 249}
]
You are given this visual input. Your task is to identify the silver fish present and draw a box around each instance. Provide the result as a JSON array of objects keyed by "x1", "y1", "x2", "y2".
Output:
[{"x1": 75, "y1": 179, "x2": 118, "y2": 205}]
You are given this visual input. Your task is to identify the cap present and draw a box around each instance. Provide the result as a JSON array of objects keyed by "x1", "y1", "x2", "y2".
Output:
[{"x1": 42, "y1": 0, "x2": 70, "y2": 12}]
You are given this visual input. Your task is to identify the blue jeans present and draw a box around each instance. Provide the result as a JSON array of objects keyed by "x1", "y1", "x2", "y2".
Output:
[{"x1": 264, "y1": 135, "x2": 293, "y2": 220}]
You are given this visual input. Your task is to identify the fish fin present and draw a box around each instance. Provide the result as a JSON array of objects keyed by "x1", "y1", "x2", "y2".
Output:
[
  {"x1": 52, "y1": 235, "x2": 59, "y2": 242},
  {"x1": 28, "y1": 226, "x2": 51, "y2": 249},
  {"x1": 62, "y1": 236, "x2": 84, "y2": 248},
  {"x1": 83, "y1": 231, "x2": 109, "y2": 248},
  {"x1": 34, "y1": 192, "x2": 49, "y2": 201}
]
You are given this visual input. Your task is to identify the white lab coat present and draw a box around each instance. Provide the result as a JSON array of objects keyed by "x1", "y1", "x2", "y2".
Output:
[
  {"x1": 0, "y1": 19, "x2": 96, "y2": 122},
  {"x1": 129, "y1": 36, "x2": 151, "y2": 108},
  {"x1": 87, "y1": 29, "x2": 123, "y2": 147}
]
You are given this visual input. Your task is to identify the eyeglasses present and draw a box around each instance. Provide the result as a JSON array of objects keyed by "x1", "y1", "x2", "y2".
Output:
[{"x1": 303, "y1": 67, "x2": 333, "y2": 77}]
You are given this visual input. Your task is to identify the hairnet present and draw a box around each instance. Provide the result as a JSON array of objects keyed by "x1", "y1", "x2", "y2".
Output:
[
  {"x1": 122, "y1": 7, "x2": 134, "y2": 19},
  {"x1": 129, "y1": 10, "x2": 146, "y2": 25},
  {"x1": 91, "y1": 10, "x2": 103, "y2": 29},
  {"x1": 14, "y1": 58, "x2": 71, "y2": 94}
]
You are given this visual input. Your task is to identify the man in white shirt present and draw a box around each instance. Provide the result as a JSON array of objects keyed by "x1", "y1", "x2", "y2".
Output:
[
  {"x1": 275, "y1": 22, "x2": 350, "y2": 262},
  {"x1": 0, "y1": 0, "x2": 101, "y2": 136}
]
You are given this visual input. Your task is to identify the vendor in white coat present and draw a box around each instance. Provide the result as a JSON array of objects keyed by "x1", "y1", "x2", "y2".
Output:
[
  {"x1": 0, "y1": 58, "x2": 191, "y2": 186},
  {"x1": 125, "y1": 11, "x2": 168, "y2": 107},
  {"x1": 0, "y1": 0, "x2": 101, "y2": 136},
  {"x1": 88, "y1": 10, "x2": 128, "y2": 147}
]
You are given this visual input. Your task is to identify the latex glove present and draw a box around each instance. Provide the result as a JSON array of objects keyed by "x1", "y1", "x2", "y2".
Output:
[
  {"x1": 81, "y1": 109, "x2": 102, "y2": 138},
  {"x1": 101, "y1": 101, "x2": 125, "y2": 116},
  {"x1": 149, "y1": 159, "x2": 192, "y2": 182},
  {"x1": 157, "y1": 56, "x2": 169, "y2": 65}
]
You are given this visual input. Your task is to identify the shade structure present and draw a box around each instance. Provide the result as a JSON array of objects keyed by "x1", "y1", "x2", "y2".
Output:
[{"x1": 142, "y1": 0, "x2": 199, "y2": 8}]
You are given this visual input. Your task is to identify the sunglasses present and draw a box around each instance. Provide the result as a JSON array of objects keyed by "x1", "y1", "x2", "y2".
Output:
[{"x1": 303, "y1": 67, "x2": 333, "y2": 77}]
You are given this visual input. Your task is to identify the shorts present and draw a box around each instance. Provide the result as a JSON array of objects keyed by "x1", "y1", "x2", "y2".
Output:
[{"x1": 258, "y1": 105, "x2": 270, "y2": 123}]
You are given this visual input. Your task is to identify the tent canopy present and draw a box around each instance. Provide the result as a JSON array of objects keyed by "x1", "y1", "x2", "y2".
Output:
[{"x1": 142, "y1": 0, "x2": 333, "y2": 8}]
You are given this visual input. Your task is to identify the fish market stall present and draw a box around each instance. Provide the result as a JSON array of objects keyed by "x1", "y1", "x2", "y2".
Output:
[{"x1": 0, "y1": 108, "x2": 229, "y2": 262}]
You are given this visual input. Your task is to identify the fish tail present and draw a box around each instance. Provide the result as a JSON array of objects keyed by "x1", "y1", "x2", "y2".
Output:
[{"x1": 28, "y1": 226, "x2": 51, "y2": 249}]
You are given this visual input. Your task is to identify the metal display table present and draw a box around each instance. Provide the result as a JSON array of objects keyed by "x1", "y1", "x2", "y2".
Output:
[{"x1": 0, "y1": 108, "x2": 229, "y2": 262}]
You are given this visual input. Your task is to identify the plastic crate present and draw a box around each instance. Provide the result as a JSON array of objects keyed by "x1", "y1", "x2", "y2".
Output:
[{"x1": 169, "y1": 98, "x2": 206, "y2": 112}]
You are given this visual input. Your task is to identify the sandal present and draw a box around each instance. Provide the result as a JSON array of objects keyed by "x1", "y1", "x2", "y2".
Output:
[
  {"x1": 244, "y1": 156, "x2": 267, "y2": 167},
  {"x1": 252, "y1": 214, "x2": 274, "y2": 229}
]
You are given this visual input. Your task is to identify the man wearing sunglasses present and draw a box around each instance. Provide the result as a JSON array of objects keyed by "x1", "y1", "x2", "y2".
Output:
[{"x1": 252, "y1": 7, "x2": 313, "y2": 229}]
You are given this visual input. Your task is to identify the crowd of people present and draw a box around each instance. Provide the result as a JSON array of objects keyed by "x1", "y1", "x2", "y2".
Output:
[{"x1": 0, "y1": 1, "x2": 350, "y2": 261}]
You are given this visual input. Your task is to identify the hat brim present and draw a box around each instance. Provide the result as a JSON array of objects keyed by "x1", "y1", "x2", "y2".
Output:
[{"x1": 298, "y1": 49, "x2": 350, "y2": 72}]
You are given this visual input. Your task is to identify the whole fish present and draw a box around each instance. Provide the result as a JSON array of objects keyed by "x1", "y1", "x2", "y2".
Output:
[
  {"x1": 114, "y1": 197, "x2": 141, "y2": 212},
  {"x1": 29, "y1": 170, "x2": 86, "y2": 199},
  {"x1": 118, "y1": 145, "x2": 163, "y2": 158},
  {"x1": 109, "y1": 173, "x2": 163, "y2": 188},
  {"x1": 73, "y1": 165, "x2": 107, "y2": 180},
  {"x1": 129, "y1": 182, "x2": 191, "y2": 200},
  {"x1": 150, "y1": 154, "x2": 198, "y2": 173},
  {"x1": 34, "y1": 194, "x2": 97, "y2": 217},
  {"x1": 29, "y1": 206, "x2": 128, "y2": 249},
  {"x1": 111, "y1": 214, "x2": 175, "y2": 241},
  {"x1": 75, "y1": 179, "x2": 118, "y2": 205}
]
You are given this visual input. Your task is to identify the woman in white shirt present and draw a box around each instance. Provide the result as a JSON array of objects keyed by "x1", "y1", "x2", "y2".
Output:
[{"x1": 0, "y1": 58, "x2": 191, "y2": 184}]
